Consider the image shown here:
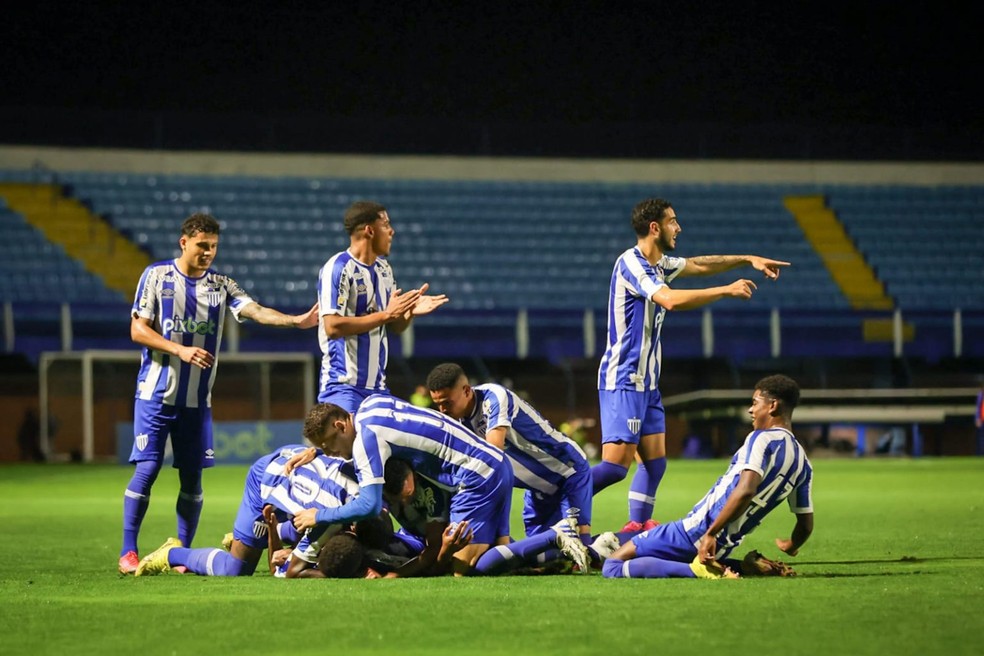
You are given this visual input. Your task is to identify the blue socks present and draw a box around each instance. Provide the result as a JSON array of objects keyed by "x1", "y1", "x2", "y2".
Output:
[
  {"x1": 121, "y1": 462, "x2": 206, "y2": 556},
  {"x1": 591, "y1": 461, "x2": 629, "y2": 495},
  {"x1": 628, "y1": 457, "x2": 667, "y2": 523},
  {"x1": 176, "y1": 468, "x2": 204, "y2": 548},
  {"x1": 121, "y1": 460, "x2": 162, "y2": 555},
  {"x1": 602, "y1": 557, "x2": 695, "y2": 579},
  {"x1": 169, "y1": 548, "x2": 253, "y2": 576},
  {"x1": 278, "y1": 521, "x2": 299, "y2": 545},
  {"x1": 474, "y1": 531, "x2": 559, "y2": 575}
]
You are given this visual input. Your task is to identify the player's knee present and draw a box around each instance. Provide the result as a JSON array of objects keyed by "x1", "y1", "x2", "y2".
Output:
[{"x1": 602, "y1": 558, "x2": 624, "y2": 578}]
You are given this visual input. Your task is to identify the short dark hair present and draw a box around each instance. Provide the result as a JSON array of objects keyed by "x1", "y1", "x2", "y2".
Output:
[
  {"x1": 354, "y1": 513, "x2": 394, "y2": 550},
  {"x1": 181, "y1": 213, "x2": 221, "y2": 237},
  {"x1": 426, "y1": 362, "x2": 466, "y2": 391},
  {"x1": 383, "y1": 458, "x2": 414, "y2": 498},
  {"x1": 755, "y1": 374, "x2": 800, "y2": 411},
  {"x1": 302, "y1": 403, "x2": 349, "y2": 446},
  {"x1": 343, "y1": 201, "x2": 387, "y2": 234},
  {"x1": 317, "y1": 533, "x2": 366, "y2": 578},
  {"x1": 630, "y1": 198, "x2": 673, "y2": 237}
]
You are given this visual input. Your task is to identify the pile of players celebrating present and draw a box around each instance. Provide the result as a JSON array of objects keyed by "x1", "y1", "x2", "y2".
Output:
[{"x1": 123, "y1": 199, "x2": 812, "y2": 581}]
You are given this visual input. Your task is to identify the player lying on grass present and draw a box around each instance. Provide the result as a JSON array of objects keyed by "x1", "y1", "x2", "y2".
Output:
[
  {"x1": 269, "y1": 455, "x2": 597, "y2": 578},
  {"x1": 264, "y1": 503, "x2": 474, "y2": 579},
  {"x1": 135, "y1": 405, "x2": 361, "y2": 577},
  {"x1": 602, "y1": 374, "x2": 813, "y2": 580},
  {"x1": 286, "y1": 396, "x2": 593, "y2": 575}
]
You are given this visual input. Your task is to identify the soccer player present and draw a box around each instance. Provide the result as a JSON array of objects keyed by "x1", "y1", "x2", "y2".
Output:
[
  {"x1": 317, "y1": 201, "x2": 448, "y2": 413},
  {"x1": 288, "y1": 395, "x2": 591, "y2": 575},
  {"x1": 134, "y1": 405, "x2": 361, "y2": 578},
  {"x1": 602, "y1": 374, "x2": 813, "y2": 579},
  {"x1": 377, "y1": 457, "x2": 461, "y2": 577},
  {"x1": 425, "y1": 363, "x2": 599, "y2": 553},
  {"x1": 119, "y1": 213, "x2": 319, "y2": 574},
  {"x1": 381, "y1": 457, "x2": 597, "y2": 577},
  {"x1": 592, "y1": 197, "x2": 790, "y2": 532}
]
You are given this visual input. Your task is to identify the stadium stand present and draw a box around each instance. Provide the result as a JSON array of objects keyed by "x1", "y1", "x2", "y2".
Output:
[{"x1": 0, "y1": 171, "x2": 981, "y2": 363}]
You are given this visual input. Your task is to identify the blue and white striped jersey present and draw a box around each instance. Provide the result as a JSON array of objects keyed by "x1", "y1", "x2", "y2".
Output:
[
  {"x1": 462, "y1": 384, "x2": 588, "y2": 495},
  {"x1": 261, "y1": 451, "x2": 362, "y2": 564},
  {"x1": 317, "y1": 250, "x2": 397, "y2": 393},
  {"x1": 680, "y1": 427, "x2": 813, "y2": 557},
  {"x1": 261, "y1": 454, "x2": 360, "y2": 518},
  {"x1": 353, "y1": 395, "x2": 506, "y2": 493},
  {"x1": 132, "y1": 260, "x2": 254, "y2": 408},
  {"x1": 598, "y1": 248, "x2": 686, "y2": 392}
]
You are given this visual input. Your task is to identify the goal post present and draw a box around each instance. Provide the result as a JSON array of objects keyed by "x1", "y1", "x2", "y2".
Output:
[{"x1": 39, "y1": 350, "x2": 315, "y2": 463}]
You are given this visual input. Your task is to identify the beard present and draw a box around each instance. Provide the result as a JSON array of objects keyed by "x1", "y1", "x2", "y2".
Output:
[{"x1": 659, "y1": 233, "x2": 676, "y2": 252}]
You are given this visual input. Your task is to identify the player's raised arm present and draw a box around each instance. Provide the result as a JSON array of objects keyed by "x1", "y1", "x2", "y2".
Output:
[
  {"x1": 651, "y1": 279, "x2": 757, "y2": 312},
  {"x1": 239, "y1": 301, "x2": 320, "y2": 328},
  {"x1": 681, "y1": 255, "x2": 790, "y2": 279}
]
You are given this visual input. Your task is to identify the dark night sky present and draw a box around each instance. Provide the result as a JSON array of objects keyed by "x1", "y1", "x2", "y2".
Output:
[{"x1": 3, "y1": 2, "x2": 981, "y2": 131}]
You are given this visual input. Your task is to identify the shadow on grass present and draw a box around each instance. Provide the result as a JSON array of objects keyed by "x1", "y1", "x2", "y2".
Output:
[
  {"x1": 792, "y1": 555, "x2": 983, "y2": 577},
  {"x1": 795, "y1": 556, "x2": 983, "y2": 565}
]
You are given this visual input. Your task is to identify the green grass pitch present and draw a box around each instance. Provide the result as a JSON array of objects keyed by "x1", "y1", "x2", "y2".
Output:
[{"x1": 2, "y1": 458, "x2": 983, "y2": 656}]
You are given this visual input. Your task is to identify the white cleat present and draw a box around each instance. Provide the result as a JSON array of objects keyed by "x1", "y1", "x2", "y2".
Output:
[
  {"x1": 590, "y1": 532, "x2": 621, "y2": 561},
  {"x1": 552, "y1": 519, "x2": 590, "y2": 574}
]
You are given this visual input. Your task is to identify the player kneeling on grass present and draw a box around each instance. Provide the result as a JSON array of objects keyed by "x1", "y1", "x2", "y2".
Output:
[
  {"x1": 603, "y1": 374, "x2": 813, "y2": 580},
  {"x1": 135, "y1": 405, "x2": 360, "y2": 577},
  {"x1": 287, "y1": 396, "x2": 592, "y2": 576},
  {"x1": 426, "y1": 363, "x2": 601, "y2": 564},
  {"x1": 382, "y1": 457, "x2": 599, "y2": 577}
]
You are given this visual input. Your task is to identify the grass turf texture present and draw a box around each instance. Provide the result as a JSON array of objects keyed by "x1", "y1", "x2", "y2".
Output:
[{"x1": 2, "y1": 458, "x2": 983, "y2": 656}]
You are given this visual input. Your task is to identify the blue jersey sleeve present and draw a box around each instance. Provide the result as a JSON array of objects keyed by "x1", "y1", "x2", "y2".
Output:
[{"x1": 313, "y1": 483, "x2": 383, "y2": 525}]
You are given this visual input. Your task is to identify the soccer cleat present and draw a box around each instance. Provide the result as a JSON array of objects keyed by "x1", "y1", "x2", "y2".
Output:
[
  {"x1": 741, "y1": 550, "x2": 796, "y2": 577},
  {"x1": 118, "y1": 551, "x2": 139, "y2": 575},
  {"x1": 590, "y1": 532, "x2": 621, "y2": 561},
  {"x1": 552, "y1": 519, "x2": 590, "y2": 574},
  {"x1": 689, "y1": 555, "x2": 740, "y2": 580},
  {"x1": 621, "y1": 520, "x2": 644, "y2": 533},
  {"x1": 134, "y1": 537, "x2": 182, "y2": 577},
  {"x1": 554, "y1": 514, "x2": 578, "y2": 539},
  {"x1": 642, "y1": 519, "x2": 660, "y2": 531},
  {"x1": 221, "y1": 532, "x2": 234, "y2": 551}
]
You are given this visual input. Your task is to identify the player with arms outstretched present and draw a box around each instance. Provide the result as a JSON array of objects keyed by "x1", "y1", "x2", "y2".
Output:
[
  {"x1": 592, "y1": 197, "x2": 790, "y2": 532},
  {"x1": 119, "y1": 213, "x2": 318, "y2": 574}
]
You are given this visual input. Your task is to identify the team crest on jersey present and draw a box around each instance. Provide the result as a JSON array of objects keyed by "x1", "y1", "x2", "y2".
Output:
[
  {"x1": 252, "y1": 520, "x2": 269, "y2": 538},
  {"x1": 627, "y1": 418, "x2": 642, "y2": 435},
  {"x1": 482, "y1": 398, "x2": 493, "y2": 415},
  {"x1": 201, "y1": 282, "x2": 223, "y2": 307},
  {"x1": 135, "y1": 433, "x2": 149, "y2": 451}
]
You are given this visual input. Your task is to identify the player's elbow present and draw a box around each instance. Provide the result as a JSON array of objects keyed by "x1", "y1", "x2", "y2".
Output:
[
  {"x1": 653, "y1": 295, "x2": 677, "y2": 311},
  {"x1": 323, "y1": 320, "x2": 344, "y2": 339}
]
